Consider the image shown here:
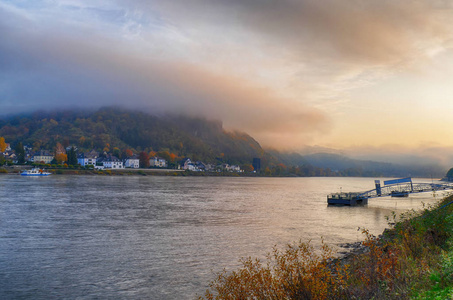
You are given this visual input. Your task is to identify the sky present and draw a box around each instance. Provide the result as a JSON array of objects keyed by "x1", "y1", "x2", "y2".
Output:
[{"x1": 1, "y1": 0, "x2": 453, "y2": 165}]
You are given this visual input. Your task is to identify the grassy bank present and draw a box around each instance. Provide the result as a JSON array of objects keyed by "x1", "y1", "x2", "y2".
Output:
[{"x1": 200, "y1": 195, "x2": 453, "y2": 299}]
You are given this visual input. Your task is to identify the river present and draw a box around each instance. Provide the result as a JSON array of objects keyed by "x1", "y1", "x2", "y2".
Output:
[{"x1": 0, "y1": 175, "x2": 444, "y2": 299}]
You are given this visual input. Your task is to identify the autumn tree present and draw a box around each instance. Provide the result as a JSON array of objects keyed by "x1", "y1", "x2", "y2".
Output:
[
  {"x1": 169, "y1": 153, "x2": 177, "y2": 162},
  {"x1": 55, "y1": 153, "x2": 68, "y2": 164},
  {"x1": 139, "y1": 151, "x2": 150, "y2": 168},
  {"x1": 157, "y1": 150, "x2": 171, "y2": 162},
  {"x1": 55, "y1": 142, "x2": 65, "y2": 155},
  {"x1": 124, "y1": 149, "x2": 133, "y2": 158},
  {"x1": 242, "y1": 164, "x2": 254, "y2": 173},
  {"x1": 0, "y1": 137, "x2": 6, "y2": 153}
]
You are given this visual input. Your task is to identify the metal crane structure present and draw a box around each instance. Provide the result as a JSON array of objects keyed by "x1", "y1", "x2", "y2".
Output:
[{"x1": 327, "y1": 177, "x2": 453, "y2": 206}]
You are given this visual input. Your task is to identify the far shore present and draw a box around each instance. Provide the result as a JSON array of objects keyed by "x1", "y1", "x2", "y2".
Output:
[
  {"x1": 0, "y1": 165, "x2": 249, "y2": 177},
  {"x1": 0, "y1": 165, "x2": 446, "y2": 179}
]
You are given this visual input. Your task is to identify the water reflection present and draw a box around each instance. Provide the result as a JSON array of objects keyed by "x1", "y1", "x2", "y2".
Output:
[{"x1": 0, "y1": 175, "x2": 440, "y2": 299}]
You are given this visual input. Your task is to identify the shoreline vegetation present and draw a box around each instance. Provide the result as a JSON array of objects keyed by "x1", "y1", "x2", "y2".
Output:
[
  {"x1": 199, "y1": 195, "x2": 453, "y2": 299},
  {"x1": 0, "y1": 166, "x2": 250, "y2": 177},
  {"x1": 0, "y1": 166, "x2": 447, "y2": 179}
]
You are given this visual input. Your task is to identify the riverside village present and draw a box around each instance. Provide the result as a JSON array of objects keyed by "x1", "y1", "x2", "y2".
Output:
[{"x1": 0, "y1": 139, "x2": 248, "y2": 173}]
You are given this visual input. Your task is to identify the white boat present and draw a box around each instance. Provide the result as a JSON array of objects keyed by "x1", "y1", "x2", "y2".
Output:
[{"x1": 20, "y1": 168, "x2": 51, "y2": 176}]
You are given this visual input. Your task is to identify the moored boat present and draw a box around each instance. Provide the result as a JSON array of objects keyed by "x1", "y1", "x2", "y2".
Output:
[{"x1": 20, "y1": 168, "x2": 51, "y2": 176}]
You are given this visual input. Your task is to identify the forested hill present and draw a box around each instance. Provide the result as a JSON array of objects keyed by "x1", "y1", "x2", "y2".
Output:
[
  {"x1": 0, "y1": 107, "x2": 445, "y2": 177},
  {"x1": 0, "y1": 107, "x2": 270, "y2": 165}
]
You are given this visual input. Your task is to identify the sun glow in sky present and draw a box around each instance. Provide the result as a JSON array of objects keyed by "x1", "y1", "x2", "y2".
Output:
[{"x1": 2, "y1": 0, "x2": 453, "y2": 159}]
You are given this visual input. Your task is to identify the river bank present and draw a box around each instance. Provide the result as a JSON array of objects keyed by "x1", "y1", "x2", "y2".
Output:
[
  {"x1": 201, "y1": 195, "x2": 453, "y2": 299},
  {"x1": 1, "y1": 166, "x2": 446, "y2": 180},
  {"x1": 0, "y1": 166, "x2": 244, "y2": 177}
]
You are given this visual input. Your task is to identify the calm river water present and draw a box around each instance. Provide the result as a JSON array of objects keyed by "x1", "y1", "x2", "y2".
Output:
[{"x1": 0, "y1": 175, "x2": 444, "y2": 299}]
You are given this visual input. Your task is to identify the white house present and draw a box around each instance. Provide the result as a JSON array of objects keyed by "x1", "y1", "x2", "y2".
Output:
[
  {"x1": 149, "y1": 156, "x2": 167, "y2": 168},
  {"x1": 77, "y1": 150, "x2": 98, "y2": 167},
  {"x1": 124, "y1": 156, "x2": 140, "y2": 168},
  {"x1": 229, "y1": 165, "x2": 242, "y2": 172},
  {"x1": 101, "y1": 155, "x2": 124, "y2": 169},
  {"x1": 182, "y1": 158, "x2": 198, "y2": 171},
  {"x1": 217, "y1": 163, "x2": 241, "y2": 172}
]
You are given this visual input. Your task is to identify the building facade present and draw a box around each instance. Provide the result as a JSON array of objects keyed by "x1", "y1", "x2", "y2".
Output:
[
  {"x1": 77, "y1": 150, "x2": 99, "y2": 167},
  {"x1": 149, "y1": 156, "x2": 167, "y2": 168},
  {"x1": 102, "y1": 155, "x2": 124, "y2": 169},
  {"x1": 124, "y1": 156, "x2": 140, "y2": 168},
  {"x1": 32, "y1": 150, "x2": 54, "y2": 164}
]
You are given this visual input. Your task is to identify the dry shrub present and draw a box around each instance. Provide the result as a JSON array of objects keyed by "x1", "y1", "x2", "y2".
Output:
[
  {"x1": 201, "y1": 241, "x2": 350, "y2": 300},
  {"x1": 346, "y1": 229, "x2": 404, "y2": 299}
]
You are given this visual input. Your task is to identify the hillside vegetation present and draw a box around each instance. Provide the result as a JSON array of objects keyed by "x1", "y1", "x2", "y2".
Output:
[
  {"x1": 0, "y1": 107, "x2": 269, "y2": 166},
  {"x1": 0, "y1": 107, "x2": 446, "y2": 177}
]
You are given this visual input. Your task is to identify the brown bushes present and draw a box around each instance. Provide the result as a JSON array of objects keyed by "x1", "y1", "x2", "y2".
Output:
[{"x1": 200, "y1": 196, "x2": 453, "y2": 299}]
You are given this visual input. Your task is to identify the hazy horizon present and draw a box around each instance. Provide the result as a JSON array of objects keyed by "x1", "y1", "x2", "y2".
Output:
[{"x1": 2, "y1": 1, "x2": 453, "y2": 162}]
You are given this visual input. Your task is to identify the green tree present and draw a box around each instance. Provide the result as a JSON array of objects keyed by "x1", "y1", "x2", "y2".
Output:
[
  {"x1": 67, "y1": 146, "x2": 78, "y2": 166},
  {"x1": 113, "y1": 147, "x2": 121, "y2": 159},
  {"x1": 15, "y1": 142, "x2": 25, "y2": 164}
]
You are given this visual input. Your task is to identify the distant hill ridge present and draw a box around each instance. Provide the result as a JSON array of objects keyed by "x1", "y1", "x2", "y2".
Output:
[{"x1": 267, "y1": 150, "x2": 445, "y2": 178}]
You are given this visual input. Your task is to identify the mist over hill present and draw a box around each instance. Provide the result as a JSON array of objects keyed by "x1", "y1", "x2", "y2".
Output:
[
  {"x1": 0, "y1": 107, "x2": 447, "y2": 177},
  {"x1": 269, "y1": 150, "x2": 445, "y2": 178},
  {"x1": 0, "y1": 107, "x2": 271, "y2": 166}
]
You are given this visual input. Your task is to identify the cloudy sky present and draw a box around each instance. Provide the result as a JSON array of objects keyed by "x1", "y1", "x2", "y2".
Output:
[{"x1": 2, "y1": 0, "x2": 453, "y2": 160}]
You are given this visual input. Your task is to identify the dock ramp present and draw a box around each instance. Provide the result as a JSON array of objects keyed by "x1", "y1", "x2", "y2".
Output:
[{"x1": 327, "y1": 178, "x2": 452, "y2": 206}]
